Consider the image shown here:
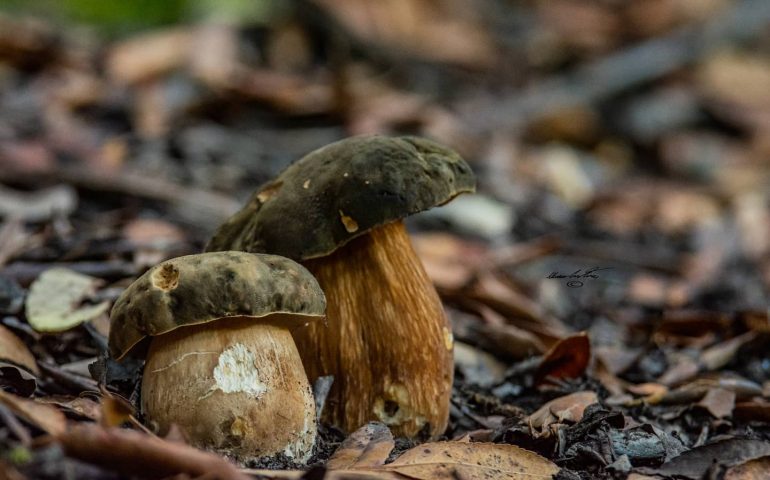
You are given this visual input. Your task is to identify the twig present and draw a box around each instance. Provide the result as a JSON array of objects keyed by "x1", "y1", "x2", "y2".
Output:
[
  {"x1": 0, "y1": 402, "x2": 32, "y2": 446},
  {"x1": 0, "y1": 165, "x2": 241, "y2": 228},
  {"x1": 38, "y1": 362, "x2": 99, "y2": 395},
  {"x1": 2, "y1": 260, "x2": 138, "y2": 285},
  {"x1": 461, "y1": 0, "x2": 770, "y2": 132}
]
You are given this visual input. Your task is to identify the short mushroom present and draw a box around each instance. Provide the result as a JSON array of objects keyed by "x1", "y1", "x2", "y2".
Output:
[
  {"x1": 109, "y1": 251, "x2": 325, "y2": 462},
  {"x1": 206, "y1": 136, "x2": 475, "y2": 438}
]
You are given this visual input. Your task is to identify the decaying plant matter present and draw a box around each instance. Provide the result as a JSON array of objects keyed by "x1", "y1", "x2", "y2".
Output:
[{"x1": 206, "y1": 135, "x2": 475, "y2": 438}]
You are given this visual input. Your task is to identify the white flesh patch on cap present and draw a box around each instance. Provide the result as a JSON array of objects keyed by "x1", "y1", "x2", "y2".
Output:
[{"x1": 212, "y1": 343, "x2": 267, "y2": 398}]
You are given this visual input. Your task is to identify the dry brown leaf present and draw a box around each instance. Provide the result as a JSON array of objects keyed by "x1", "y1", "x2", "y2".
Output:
[
  {"x1": 467, "y1": 273, "x2": 570, "y2": 343},
  {"x1": 0, "y1": 324, "x2": 39, "y2": 396},
  {"x1": 382, "y1": 441, "x2": 559, "y2": 480},
  {"x1": 699, "y1": 51, "x2": 770, "y2": 111},
  {"x1": 99, "y1": 390, "x2": 135, "y2": 428},
  {"x1": 701, "y1": 332, "x2": 758, "y2": 371},
  {"x1": 734, "y1": 401, "x2": 770, "y2": 423},
  {"x1": 38, "y1": 396, "x2": 101, "y2": 422},
  {"x1": 725, "y1": 456, "x2": 770, "y2": 480},
  {"x1": 247, "y1": 440, "x2": 559, "y2": 480},
  {"x1": 535, "y1": 333, "x2": 591, "y2": 385},
  {"x1": 0, "y1": 324, "x2": 38, "y2": 375},
  {"x1": 537, "y1": 0, "x2": 620, "y2": 54},
  {"x1": 0, "y1": 390, "x2": 66, "y2": 436},
  {"x1": 527, "y1": 391, "x2": 598, "y2": 438},
  {"x1": 313, "y1": 0, "x2": 496, "y2": 68},
  {"x1": 107, "y1": 28, "x2": 193, "y2": 84},
  {"x1": 326, "y1": 422, "x2": 394, "y2": 470},
  {"x1": 697, "y1": 387, "x2": 736, "y2": 419},
  {"x1": 58, "y1": 424, "x2": 249, "y2": 480},
  {"x1": 412, "y1": 233, "x2": 487, "y2": 291}
]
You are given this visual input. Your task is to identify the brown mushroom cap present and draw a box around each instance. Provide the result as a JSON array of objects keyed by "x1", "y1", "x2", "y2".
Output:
[
  {"x1": 109, "y1": 251, "x2": 325, "y2": 360},
  {"x1": 205, "y1": 135, "x2": 476, "y2": 260}
]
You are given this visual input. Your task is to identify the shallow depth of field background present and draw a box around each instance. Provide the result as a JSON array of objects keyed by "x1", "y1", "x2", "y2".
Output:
[{"x1": 2, "y1": 0, "x2": 770, "y2": 478}]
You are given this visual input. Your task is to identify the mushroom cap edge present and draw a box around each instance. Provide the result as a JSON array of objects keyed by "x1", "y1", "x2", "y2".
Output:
[
  {"x1": 205, "y1": 135, "x2": 476, "y2": 260},
  {"x1": 108, "y1": 251, "x2": 326, "y2": 360}
]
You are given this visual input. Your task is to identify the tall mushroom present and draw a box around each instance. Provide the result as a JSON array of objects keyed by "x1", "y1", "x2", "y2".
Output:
[
  {"x1": 109, "y1": 251, "x2": 325, "y2": 462},
  {"x1": 206, "y1": 136, "x2": 475, "y2": 438}
]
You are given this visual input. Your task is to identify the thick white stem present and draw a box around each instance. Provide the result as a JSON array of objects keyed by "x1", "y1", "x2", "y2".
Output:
[{"x1": 142, "y1": 317, "x2": 316, "y2": 463}]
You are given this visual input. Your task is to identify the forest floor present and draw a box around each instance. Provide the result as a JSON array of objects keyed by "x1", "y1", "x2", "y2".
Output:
[{"x1": 3, "y1": 1, "x2": 770, "y2": 479}]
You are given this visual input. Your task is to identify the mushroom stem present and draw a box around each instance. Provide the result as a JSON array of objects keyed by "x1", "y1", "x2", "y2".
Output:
[
  {"x1": 298, "y1": 221, "x2": 453, "y2": 438},
  {"x1": 141, "y1": 316, "x2": 316, "y2": 462}
]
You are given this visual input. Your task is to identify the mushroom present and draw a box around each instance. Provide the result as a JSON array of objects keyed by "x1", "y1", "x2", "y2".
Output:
[
  {"x1": 109, "y1": 251, "x2": 325, "y2": 462},
  {"x1": 206, "y1": 136, "x2": 475, "y2": 438}
]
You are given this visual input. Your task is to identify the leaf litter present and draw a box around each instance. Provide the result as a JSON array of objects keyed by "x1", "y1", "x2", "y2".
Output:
[{"x1": 3, "y1": 1, "x2": 770, "y2": 479}]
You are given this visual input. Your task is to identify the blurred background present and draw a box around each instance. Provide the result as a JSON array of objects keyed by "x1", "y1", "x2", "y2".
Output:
[{"x1": 2, "y1": 0, "x2": 770, "y2": 470}]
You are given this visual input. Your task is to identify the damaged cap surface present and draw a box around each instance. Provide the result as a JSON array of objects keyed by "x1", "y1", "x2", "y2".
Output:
[
  {"x1": 109, "y1": 251, "x2": 325, "y2": 360},
  {"x1": 205, "y1": 135, "x2": 476, "y2": 260}
]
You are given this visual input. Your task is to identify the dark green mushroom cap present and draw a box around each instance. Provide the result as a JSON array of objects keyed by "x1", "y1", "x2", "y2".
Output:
[
  {"x1": 205, "y1": 135, "x2": 476, "y2": 260},
  {"x1": 108, "y1": 251, "x2": 326, "y2": 360}
]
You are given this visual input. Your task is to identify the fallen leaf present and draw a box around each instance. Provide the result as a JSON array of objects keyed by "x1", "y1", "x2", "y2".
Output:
[
  {"x1": 653, "y1": 377, "x2": 762, "y2": 405},
  {"x1": 0, "y1": 324, "x2": 38, "y2": 396},
  {"x1": 535, "y1": 332, "x2": 591, "y2": 385},
  {"x1": 246, "y1": 440, "x2": 559, "y2": 480},
  {"x1": 122, "y1": 218, "x2": 185, "y2": 247},
  {"x1": 412, "y1": 233, "x2": 486, "y2": 291},
  {"x1": 38, "y1": 396, "x2": 102, "y2": 422},
  {"x1": 645, "y1": 439, "x2": 770, "y2": 480},
  {"x1": 724, "y1": 455, "x2": 770, "y2": 479},
  {"x1": 0, "y1": 324, "x2": 38, "y2": 375},
  {"x1": 527, "y1": 391, "x2": 598, "y2": 438},
  {"x1": 0, "y1": 184, "x2": 77, "y2": 222},
  {"x1": 326, "y1": 422, "x2": 394, "y2": 470},
  {"x1": 107, "y1": 27, "x2": 193, "y2": 84},
  {"x1": 696, "y1": 387, "x2": 736, "y2": 419},
  {"x1": 25, "y1": 268, "x2": 110, "y2": 332},
  {"x1": 99, "y1": 389, "x2": 135, "y2": 428},
  {"x1": 58, "y1": 423, "x2": 250, "y2": 480},
  {"x1": 380, "y1": 442, "x2": 559, "y2": 480},
  {"x1": 734, "y1": 400, "x2": 770, "y2": 423},
  {"x1": 313, "y1": 0, "x2": 496, "y2": 68},
  {"x1": 0, "y1": 390, "x2": 66, "y2": 436}
]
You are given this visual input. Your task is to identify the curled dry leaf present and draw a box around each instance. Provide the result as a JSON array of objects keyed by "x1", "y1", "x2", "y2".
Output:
[
  {"x1": 535, "y1": 332, "x2": 591, "y2": 385},
  {"x1": 25, "y1": 268, "x2": 110, "y2": 332},
  {"x1": 326, "y1": 422, "x2": 394, "y2": 470},
  {"x1": 247, "y1": 424, "x2": 559, "y2": 479},
  {"x1": 0, "y1": 324, "x2": 39, "y2": 396},
  {"x1": 527, "y1": 391, "x2": 598, "y2": 438}
]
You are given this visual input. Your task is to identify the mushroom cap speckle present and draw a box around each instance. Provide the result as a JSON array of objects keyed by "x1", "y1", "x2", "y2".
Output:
[
  {"x1": 109, "y1": 251, "x2": 326, "y2": 360},
  {"x1": 205, "y1": 135, "x2": 476, "y2": 260}
]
